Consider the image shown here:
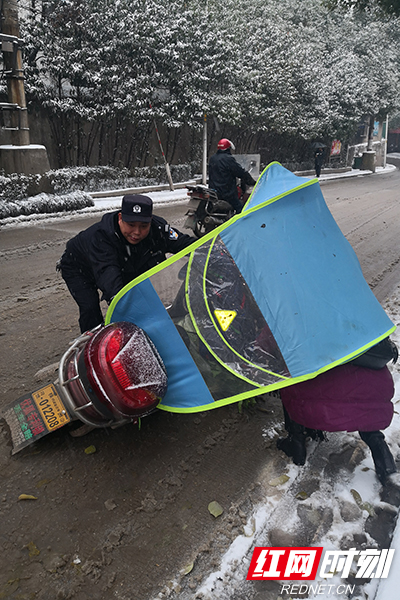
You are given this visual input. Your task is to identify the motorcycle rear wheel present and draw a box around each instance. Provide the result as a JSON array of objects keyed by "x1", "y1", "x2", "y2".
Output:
[{"x1": 194, "y1": 220, "x2": 208, "y2": 237}]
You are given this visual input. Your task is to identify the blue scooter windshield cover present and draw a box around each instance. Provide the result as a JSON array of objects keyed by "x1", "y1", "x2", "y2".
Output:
[{"x1": 106, "y1": 162, "x2": 395, "y2": 412}]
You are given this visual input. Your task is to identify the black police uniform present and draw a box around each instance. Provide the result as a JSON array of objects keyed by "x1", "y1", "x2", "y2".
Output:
[{"x1": 58, "y1": 211, "x2": 195, "y2": 333}]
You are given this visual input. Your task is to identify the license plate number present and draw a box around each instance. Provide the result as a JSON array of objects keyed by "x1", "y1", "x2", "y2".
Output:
[
  {"x1": 184, "y1": 214, "x2": 197, "y2": 229},
  {"x1": 32, "y1": 384, "x2": 70, "y2": 431}
]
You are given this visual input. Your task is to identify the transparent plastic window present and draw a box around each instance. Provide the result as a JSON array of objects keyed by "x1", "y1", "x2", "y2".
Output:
[{"x1": 148, "y1": 237, "x2": 290, "y2": 401}]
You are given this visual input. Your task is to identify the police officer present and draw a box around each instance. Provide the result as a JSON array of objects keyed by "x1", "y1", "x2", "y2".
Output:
[
  {"x1": 58, "y1": 194, "x2": 196, "y2": 333},
  {"x1": 208, "y1": 138, "x2": 257, "y2": 213}
]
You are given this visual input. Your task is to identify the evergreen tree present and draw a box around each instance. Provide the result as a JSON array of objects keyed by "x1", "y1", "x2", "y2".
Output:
[{"x1": 18, "y1": 0, "x2": 400, "y2": 168}]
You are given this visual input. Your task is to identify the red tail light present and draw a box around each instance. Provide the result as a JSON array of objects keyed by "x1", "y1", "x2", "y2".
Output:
[{"x1": 83, "y1": 322, "x2": 167, "y2": 418}]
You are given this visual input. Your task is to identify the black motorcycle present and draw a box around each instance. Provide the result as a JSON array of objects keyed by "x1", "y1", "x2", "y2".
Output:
[{"x1": 184, "y1": 184, "x2": 237, "y2": 237}]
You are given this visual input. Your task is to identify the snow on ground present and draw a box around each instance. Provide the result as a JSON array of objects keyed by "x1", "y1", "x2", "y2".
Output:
[{"x1": 375, "y1": 499, "x2": 400, "y2": 598}]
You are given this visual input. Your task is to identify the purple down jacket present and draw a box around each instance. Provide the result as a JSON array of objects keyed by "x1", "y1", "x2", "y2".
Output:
[{"x1": 280, "y1": 363, "x2": 394, "y2": 432}]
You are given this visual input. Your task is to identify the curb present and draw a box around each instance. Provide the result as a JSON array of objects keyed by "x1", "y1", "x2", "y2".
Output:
[
  {"x1": 89, "y1": 179, "x2": 202, "y2": 199},
  {"x1": 305, "y1": 163, "x2": 397, "y2": 183}
]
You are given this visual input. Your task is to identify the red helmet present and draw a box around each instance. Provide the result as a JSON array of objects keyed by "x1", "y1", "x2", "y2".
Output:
[{"x1": 217, "y1": 138, "x2": 235, "y2": 151}]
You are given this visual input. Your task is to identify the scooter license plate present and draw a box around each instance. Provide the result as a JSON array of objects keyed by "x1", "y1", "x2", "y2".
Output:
[
  {"x1": 32, "y1": 384, "x2": 71, "y2": 431},
  {"x1": 2, "y1": 383, "x2": 72, "y2": 454},
  {"x1": 184, "y1": 214, "x2": 197, "y2": 229}
]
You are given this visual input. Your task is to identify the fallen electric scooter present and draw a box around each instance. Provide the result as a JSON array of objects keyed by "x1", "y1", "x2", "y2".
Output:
[{"x1": 2, "y1": 321, "x2": 168, "y2": 454}]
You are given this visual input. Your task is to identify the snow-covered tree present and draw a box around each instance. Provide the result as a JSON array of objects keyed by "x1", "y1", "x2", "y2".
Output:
[
  {"x1": 18, "y1": 0, "x2": 400, "y2": 167},
  {"x1": 327, "y1": 0, "x2": 400, "y2": 17}
]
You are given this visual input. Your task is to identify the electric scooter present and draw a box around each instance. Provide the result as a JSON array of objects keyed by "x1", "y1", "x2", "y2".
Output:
[{"x1": 2, "y1": 321, "x2": 168, "y2": 454}]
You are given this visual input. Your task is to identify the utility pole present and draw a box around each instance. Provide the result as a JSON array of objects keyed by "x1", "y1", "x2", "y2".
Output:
[
  {"x1": 1, "y1": 0, "x2": 30, "y2": 145},
  {"x1": 0, "y1": 0, "x2": 50, "y2": 174},
  {"x1": 202, "y1": 112, "x2": 207, "y2": 184},
  {"x1": 149, "y1": 102, "x2": 174, "y2": 191},
  {"x1": 202, "y1": 0, "x2": 209, "y2": 185},
  {"x1": 383, "y1": 114, "x2": 388, "y2": 168}
]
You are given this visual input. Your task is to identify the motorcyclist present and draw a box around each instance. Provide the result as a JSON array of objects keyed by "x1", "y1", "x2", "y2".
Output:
[{"x1": 208, "y1": 138, "x2": 257, "y2": 213}]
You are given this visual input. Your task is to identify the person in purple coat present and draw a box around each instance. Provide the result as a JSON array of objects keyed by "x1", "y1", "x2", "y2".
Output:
[{"x1": 276, "y1": 338, "x2": 398, "y2": 485}]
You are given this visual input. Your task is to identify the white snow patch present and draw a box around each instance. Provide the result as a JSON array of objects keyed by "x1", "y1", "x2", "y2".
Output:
[{"x1": 0, "y1": 144, "x2": 48, "y2": 150}]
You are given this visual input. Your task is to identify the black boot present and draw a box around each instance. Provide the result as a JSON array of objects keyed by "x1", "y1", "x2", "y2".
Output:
[
  {"x1": 305, "y1": 428, "x2": 325, "y2": 441},
  {"x1": 277, "y1": 406, "x2": 307, "y2": 466},
  {"x1": 359, "y1": 431, "x2": 397, "y2": 485},
  {"x1": 277, "y1": 432, "x2": 307, "y2": 466}
]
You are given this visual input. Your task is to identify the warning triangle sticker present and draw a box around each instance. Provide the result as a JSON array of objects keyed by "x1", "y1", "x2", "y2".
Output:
[{"x1": 214, "y1": 309, "x2": 237, "y2": 331}]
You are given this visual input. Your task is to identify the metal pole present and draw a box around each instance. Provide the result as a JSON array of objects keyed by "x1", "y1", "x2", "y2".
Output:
[
  {"x1": 202, "y1": 0, "x2": 209, "y2": 186},
  {"x1": 383, "y1": 114, "x2": 389, "y2": 168},
  {"x1": 149, "y1": 103, "x2": 174, "y2": 191},
  {"x1": 202, "y1": 112, "x2": 207, "y2": 185}
]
